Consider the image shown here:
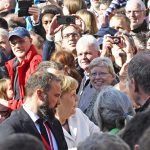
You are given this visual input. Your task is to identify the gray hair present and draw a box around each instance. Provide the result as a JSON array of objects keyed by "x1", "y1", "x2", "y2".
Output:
[
  {"x1": 89, "y1": 57, "x2": 116, "y2": 78},
  {"x1": 0, "y1": 28, "x2": 9, "y2": 38},
  {"x1": 94, "y1": 86, "x2": 135, "y2": 131},
  {"x1": 78, "y1": 133, "x2": 130, "y2": 150},
  {"x1": 128, "y1": 51, "x2": 150, "y2": 94},
  {"x1": 125, "y1": 0, "x2": 146, "y2": 11},
  {"x1": 76, "y1": 34, "x2": 100, "y2": 52}
]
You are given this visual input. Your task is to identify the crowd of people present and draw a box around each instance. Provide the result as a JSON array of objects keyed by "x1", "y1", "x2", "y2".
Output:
[{"x1": 0, "y1": 0, "x2": 150, "y2": 150}]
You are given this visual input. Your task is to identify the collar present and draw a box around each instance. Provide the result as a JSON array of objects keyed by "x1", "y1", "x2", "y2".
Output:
[
  {"x1": 23, "y1": 105, "x2": 39, "y2": 123},
  {"x1": 135, "y1": 98, "x2": 150, "y2": 113}
]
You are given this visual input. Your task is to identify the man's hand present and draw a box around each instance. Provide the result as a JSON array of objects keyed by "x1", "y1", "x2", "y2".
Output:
[{"x1": 28, "y1": 5, "x2": 40, "y2": 24}]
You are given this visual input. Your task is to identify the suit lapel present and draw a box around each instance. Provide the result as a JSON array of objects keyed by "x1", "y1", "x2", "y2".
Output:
[{"x1": 18, "y1": 108, "x2": 41, "y2": 141}]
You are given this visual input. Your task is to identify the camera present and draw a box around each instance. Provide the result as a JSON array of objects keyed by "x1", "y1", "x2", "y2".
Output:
[
  {"x1": 111, "y1": 36, "x2": 121, "y2": 44},
  {"x1": 18, "y1": 0, "x2": 33, "y2": 17},
  {"x1": 57, "y1": 16, "x2": 75, "y2": 25}
]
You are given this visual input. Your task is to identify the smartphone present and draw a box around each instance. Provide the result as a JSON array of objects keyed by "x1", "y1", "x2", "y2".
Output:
[
  {"x1": 57, "y1": 16, "x2": 75, "y2": 25},
  {"x1": 18, "y1": 0, "x2": 33, "y2": 17}
]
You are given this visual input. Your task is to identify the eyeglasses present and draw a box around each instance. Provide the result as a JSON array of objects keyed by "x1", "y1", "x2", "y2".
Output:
[
  {"x1": 63, "y1": 32, "x2": 80, "y2": 39},
  {"x1": 10, "y1": 38, "x2": 25, "y2": 46},
  {"x1": 126, "y1": 10, "x2": 144, "y2": 14},
  {"x1": 90, "y1": 72, "x2": 110, "y2": 78}
]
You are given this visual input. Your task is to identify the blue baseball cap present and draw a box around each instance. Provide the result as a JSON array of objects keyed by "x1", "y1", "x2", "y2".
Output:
[{"x1": 9, "y1": 27, "x2": 30, "y2": 40}]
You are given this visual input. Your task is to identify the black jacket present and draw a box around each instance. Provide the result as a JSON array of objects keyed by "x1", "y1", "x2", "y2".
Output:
[{"x1": 0, "y1": 108, "x2": 68, "y2": 150}]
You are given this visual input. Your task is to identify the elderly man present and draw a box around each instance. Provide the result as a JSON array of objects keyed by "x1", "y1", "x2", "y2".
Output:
[
  {"x1": 76, "y1": 34, "x2": 100, "y2": 123},
  {"x1": 0, "y1": 27, "x2": 42, "y2": 110},
  {"x1": 0, "y1": 71, "x2": 68, "y2": 150},
  {"x1": 126, "y1": 51, "x2": 150, "y2": 112},
  {"x1": 125, "y1": 0, "x2": 148, "y2": 33}
]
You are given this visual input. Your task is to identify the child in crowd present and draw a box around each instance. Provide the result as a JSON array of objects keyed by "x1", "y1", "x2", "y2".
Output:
[{"x1": 0, "y1": 78, "x2": 13, "y2": 123}]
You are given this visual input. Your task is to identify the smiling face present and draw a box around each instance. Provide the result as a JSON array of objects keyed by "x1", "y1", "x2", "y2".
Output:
[
  {"x1": 77, "y1": 44, "x2": 99, "y2": 72},
  {"x1": 9, "y1": 36, "x2": 32, "y2": 62},
  {"x1": 126, "y1": 3, "x2": 145, "y2": 30},
  {"x1": 90, "y1": 66, "x2": 114, "y2": 90}
]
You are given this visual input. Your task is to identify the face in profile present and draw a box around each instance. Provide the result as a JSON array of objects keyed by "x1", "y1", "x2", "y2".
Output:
[
  {"x1": 38, "y1": 81, "x2": 61, "y2": 119},
  {"x1": 57, "y1": 88, "x2": 78, "y2": 118}
]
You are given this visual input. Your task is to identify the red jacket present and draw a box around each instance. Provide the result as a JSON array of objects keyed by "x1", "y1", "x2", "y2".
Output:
[{"x1": 5, "y1": 45, "x2": 42, "y2": 110}]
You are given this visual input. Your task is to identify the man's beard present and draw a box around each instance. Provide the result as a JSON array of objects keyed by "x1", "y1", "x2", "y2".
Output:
[{"x1": 37, "y1": 94, "x2": 56, "y2": 120}]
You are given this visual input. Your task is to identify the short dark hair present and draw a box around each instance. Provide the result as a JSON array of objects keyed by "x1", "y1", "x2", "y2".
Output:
[
  {"x1": 128, "y1": 51, "x2": 150, "y2": 94},
  {"x1": 41, "y1": 5, "x2": 62, "y2": 19},
  {"x1": 0, "y1": 133, "x2": 45, "y2": 150},
  {"x1": 0, "y1": 17, "x2": 8, "y2": 30},
  {"x1": 78, "y1": 133, "x2": 130, "y2": 150},
  {"x1": 25, "y1": 71, "x2": 60, "y2": 97},
  {"x1": 139, "y1": 127, "x2": 150, "y2": 150}
]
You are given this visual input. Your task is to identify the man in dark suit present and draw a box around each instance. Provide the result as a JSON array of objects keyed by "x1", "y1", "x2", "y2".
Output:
[{"x1": 0, "y1": 71, "x2": 68, "y2": 150}]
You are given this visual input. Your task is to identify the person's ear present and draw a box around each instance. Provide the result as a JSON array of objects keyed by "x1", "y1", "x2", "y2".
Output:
[
  {"x1": 134, "y1": 144, "x2": 139, "y2": 150},
  {"x1": 37, "y1": 89, "x2": 44, "y2": 101},
  {"x1": 130, "y1": 78, "x2": 139, "y2": 93}
]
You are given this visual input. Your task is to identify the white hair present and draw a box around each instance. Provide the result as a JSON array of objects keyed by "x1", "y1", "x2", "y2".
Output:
[
  {"x1": 125, "y1": 0, "x2": 146, "y2": 10},
  {"x1": 76, "y1": 34, "x2": 100, "y2": 52}
]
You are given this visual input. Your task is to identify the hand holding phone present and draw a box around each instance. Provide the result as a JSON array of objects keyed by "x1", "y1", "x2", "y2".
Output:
[{"x1": 18, "y1": 0, "x2": 33, "y2": 17}]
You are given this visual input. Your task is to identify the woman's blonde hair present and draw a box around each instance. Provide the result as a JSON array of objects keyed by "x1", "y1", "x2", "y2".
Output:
[
  {"x1": 64, "y1": 0, "x2": 87, "y2": 14},
  {"x1": 60, "y1": 75, "x2": 78, "y2": 95},
  {"x1": 76, "y1": 9, "x2": 98, "y2": 35},
  {"x1": 0, "y1": 78, "x2": 11, "y2": 100}
]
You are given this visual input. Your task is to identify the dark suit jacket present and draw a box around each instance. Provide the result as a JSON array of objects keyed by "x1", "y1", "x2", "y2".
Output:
[{"x1": 0, "y1": 108, "x2": 68, "y2": 150}]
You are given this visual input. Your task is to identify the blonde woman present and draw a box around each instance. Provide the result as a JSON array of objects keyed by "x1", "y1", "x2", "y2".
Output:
[
  {"x1": 56, "y1": 75, "x2": 100, "y2": 149},
  {"x1": 76, "y1": 9, "x2": 98, "y2": 35}
]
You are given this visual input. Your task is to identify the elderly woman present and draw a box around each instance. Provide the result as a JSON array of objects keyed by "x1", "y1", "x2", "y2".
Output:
[
  {"x1": 89, "y1": 57, "x2": 117, "y2": 91},
  {"x1": 94, "y1": 86, "x2": 135, "y2": 134},
  {"x1": 56, "y1": 75, "x2": 99, "y2": 149},
  {"x1": 83, "y1": 57, "x2": 118, "y2": 125}
]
